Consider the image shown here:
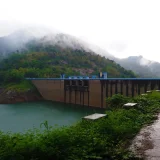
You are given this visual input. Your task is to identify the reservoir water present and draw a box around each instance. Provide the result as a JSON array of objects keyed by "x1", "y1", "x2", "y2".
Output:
[{"x1": 0, "y1": 101, "x2": 103, "y2": 133}]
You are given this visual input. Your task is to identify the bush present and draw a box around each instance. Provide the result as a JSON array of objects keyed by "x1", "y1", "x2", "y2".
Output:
[{"x1": 106, "y1": 94, "x2": 131, "y2": 109}]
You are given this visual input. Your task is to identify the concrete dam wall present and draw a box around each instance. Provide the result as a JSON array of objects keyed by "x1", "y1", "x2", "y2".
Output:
[{"x1": 30, "y1": 79, "x2": 160, "y2": 108}]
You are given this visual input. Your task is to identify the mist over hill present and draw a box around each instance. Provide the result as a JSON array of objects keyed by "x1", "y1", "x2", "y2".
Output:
[
  {"x1": 0, "y1": 27, "x2": 57, "y2": 57},
  {"x1": 0, "y1": 27, "x2": 114, "y2": 59},
  {"x1": 0, "y1": 27, "x2": 160, "y2": 78},
  {"x1": 114, "y1": 56, "x2": 160, "y2": 78},
  {"x1": 0, "y1": 27, "x2": 137, "y2": 84}
]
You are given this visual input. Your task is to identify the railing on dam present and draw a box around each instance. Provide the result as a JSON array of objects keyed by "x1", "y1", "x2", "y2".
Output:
[{"x1": 26, "y1": 78, "x2": 160, "y2": 81}]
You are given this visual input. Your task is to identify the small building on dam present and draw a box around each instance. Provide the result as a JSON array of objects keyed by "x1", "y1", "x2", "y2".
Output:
[{"x1": 26, "y1": 72, "x2": 160, "y2": 108}]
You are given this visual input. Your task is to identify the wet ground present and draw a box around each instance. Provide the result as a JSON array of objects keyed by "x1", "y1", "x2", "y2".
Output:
[{"x1": 130, "y1": 114, "x2": 160, "y2": 160}]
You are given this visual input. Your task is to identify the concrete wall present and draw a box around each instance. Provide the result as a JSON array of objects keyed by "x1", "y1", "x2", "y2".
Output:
[
  {"x1": 32, "y1": 80, "x2": 64, "y2": 102},
  {"x1": 32, "y1": 79, "x2": 160, "y2": 108}
]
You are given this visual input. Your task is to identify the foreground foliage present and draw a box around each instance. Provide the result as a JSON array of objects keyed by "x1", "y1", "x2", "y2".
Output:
[{"x1": 0, "y1": 92, "x2": 160, "y2": 160}]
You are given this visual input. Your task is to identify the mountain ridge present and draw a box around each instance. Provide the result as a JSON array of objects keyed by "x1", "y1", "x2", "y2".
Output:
[
  {"x1": 114, "y1": 55, "x2": 160, "y2": 78},
  {"x1": 0, "y1": 28, "x2": 160, "y2": 78},
  {"x1": 0, "y1": 28, "x2": 137, "y2": 87},
  {"x1": 0, "y1": 28, "x2": 114, "y2": 59}
]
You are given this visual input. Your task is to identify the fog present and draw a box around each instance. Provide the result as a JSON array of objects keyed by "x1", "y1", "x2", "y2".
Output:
[
  {"x1": 0, "y1": 0, "x2": 160, "y2": 62},
  {"x1": 0, "y1": 25, "x2": 113, "y2": 60}
]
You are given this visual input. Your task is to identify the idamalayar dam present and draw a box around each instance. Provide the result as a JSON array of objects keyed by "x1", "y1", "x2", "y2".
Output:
[{"x1": 26, "y1": 72, "x2": 160, "y2": 108}]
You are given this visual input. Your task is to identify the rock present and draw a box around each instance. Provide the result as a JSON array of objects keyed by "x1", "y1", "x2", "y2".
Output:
[
  {"x1": 0, "y1": 88, "x2": 43, "y2": 104},
  {"x1": 6, "y1": 90, "x2": 12, "y2": 95}
]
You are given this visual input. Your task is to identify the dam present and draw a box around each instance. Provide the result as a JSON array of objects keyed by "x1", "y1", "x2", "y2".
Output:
[{"x1": 26, "y1": 72, "x2": 160, "y2": 108}]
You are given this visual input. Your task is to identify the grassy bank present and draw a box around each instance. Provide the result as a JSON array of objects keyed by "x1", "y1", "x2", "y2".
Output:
[
  {"x1": 0, "y1": 80, "x2": 42, "y2": 104},
  {"x1": 0, "y1": 91, "x2": 160, "y2": 160},
  {"x1": 4, "y1": 80, "x2": 36, "y2": 92}
]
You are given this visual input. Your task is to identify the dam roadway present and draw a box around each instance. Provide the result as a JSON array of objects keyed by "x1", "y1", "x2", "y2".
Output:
[{"x1": 26, "y1": 77, "x2": 160, "y2": 108}]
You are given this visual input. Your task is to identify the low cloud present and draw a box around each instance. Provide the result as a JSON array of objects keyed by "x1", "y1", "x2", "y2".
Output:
[{"x1": 108, "y1": 41, "x2": 128, "y2": 52}]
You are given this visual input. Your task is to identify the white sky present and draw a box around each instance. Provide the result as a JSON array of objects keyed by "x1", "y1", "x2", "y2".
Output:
[{"x1": 0, "y1": 0, "x2": 160, "y2": 61}]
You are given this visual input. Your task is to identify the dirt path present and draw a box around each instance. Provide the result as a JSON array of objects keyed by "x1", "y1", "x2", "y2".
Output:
[{"x1": 130, "y1": 114, "x2": 160, "y2": 160}]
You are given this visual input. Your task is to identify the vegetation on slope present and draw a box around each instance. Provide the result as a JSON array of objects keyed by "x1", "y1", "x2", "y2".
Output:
[
  {"x1": 0, "y1": 44, "x2": 136, "y2": 90},
  {"x1": 0, "y1": 91, "x2": 160, "y2": 159}
]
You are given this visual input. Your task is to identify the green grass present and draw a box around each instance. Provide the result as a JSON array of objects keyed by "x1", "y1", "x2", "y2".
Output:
[
  {"x1": 0, "y1": 91, "x2": 160, "y2": 160},
  {"x1": 4, "y1": 80, "x2": 36, "y2": 92}
]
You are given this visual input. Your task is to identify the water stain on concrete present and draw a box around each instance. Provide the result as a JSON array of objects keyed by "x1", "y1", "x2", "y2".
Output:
[{"x1": 130, "y1": 114, "x2": 160, "y2": 160}]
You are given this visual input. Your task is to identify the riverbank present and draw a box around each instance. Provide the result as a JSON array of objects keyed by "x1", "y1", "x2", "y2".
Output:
[
  {"x1": 0, "y1": 81, "x2": 43, "y2": 104},
  {"x1": 0, "y1": 91, "x2": 160, "y2": 159},
  {"x1": 0, "y1": 89, "x2": 43, "y2": 104}
]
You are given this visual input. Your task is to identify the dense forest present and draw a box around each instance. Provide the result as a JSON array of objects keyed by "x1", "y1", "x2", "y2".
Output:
[{"x1": 0, "y1": 42, "x2": 136, "y2": 86}]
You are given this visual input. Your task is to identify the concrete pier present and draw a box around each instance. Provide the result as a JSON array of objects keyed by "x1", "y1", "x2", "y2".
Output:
[
  {"x1": 83, "y1": 113, "x2": 107, "y2": 121},
  {"x1": 123, "y1": 103, "x2": 138, "y2": 108}
]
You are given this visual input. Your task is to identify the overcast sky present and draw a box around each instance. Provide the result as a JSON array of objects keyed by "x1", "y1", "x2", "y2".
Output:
[{"x1": 0, "y1": 0, "x2": 160, "y2": 61}]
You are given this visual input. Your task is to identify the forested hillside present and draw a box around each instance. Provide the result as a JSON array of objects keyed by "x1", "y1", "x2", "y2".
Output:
[{"x1": 0, "y1": 43, "x2": 137, "y2": 86}]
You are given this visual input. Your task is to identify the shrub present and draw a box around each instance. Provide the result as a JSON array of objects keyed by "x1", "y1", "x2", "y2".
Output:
[{"x1": 106, "y1": 94, "x2": 131, "y2": 109}]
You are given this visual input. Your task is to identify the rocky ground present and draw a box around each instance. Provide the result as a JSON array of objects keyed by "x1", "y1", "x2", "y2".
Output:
[
  {"x1": 130, "y1": 114, "x2": 160, "y2": 160},
  {"x1": 0, "y1": 88, "x2": 43, "y2": 104}
]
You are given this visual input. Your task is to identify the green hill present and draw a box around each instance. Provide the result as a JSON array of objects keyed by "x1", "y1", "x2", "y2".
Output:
[{"x1": 0, "y1": 44, "x2": 136, "y2": 91}]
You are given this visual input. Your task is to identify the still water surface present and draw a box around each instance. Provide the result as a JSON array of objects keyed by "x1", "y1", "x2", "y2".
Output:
[{"x1": 0, "y1": 101, "x2": 103, "y2": 133}]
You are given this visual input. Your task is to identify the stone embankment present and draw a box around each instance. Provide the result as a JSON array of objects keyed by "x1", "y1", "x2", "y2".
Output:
[{"x1": 0, "y1": 88, "x2": 43, "y2": 104}]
